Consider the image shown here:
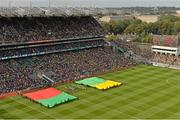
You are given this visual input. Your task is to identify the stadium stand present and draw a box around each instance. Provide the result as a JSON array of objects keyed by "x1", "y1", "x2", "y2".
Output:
[
  {"x1": 0, "y1": 16, "x2": 105, "y2": 44},
  {"x1": 153, "y1": 35, "x2": 179, "y2": 47},
  {"x1": 152, "y1": 53, "x2": 179, "y2": 65},
  {"x1": 0, "y1": 47, "x2": 133, "y2": 94},
  {"x1": 110, "y1": 39, "x2": 152, "y2": 63},
  {"x1": 0, "y1": 38, "x2": 106, "y2": 60},
  {"x1": 0, "y1": 15, "x2": 135, "y2": 94},
  {"x1": 152, "y1": 35, "x2": 180, "y2": 67}
]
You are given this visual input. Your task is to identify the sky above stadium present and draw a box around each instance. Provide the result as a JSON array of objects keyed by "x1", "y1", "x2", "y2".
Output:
[{"x1": 0, "y1": 0, "x2": 180, "y2": 7}]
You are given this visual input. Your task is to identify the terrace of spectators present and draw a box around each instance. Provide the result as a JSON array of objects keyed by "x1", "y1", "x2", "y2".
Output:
[
  {"x1": 0, "y1": 16, "x2": 107, "y2": 60},
  {"x1": 0, "y1": 16, "x2": 105, "y2": 44},
  {"x1": 0, "y1": 47, "x2": 135, "y2": 94},
  {"x1": 0, "y1": 14, "x2": 137, "y2": 94}
]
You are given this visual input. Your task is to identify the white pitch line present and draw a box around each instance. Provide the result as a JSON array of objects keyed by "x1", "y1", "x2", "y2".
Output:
[{"x1": 8, "y1": 97, "x2": 55, "y2": 119}]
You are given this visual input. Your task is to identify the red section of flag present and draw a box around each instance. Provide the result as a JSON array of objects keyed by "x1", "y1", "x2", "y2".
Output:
[{"x1": 23, "y1": 88, "x2": 61, "y2": 100}]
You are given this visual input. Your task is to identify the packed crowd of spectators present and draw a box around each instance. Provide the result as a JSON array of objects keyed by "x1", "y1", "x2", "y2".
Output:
[
  {"x1": 0, "y1": 39, "x2": 105, "y2": 59},
  {"x1": 0, "y1": 16, "x2": 105, "y2": 44},
  {"x1": 0, "y1": 15, "x2": 136, "y2": 94},
  {"x1": 111, "y1": 39, "x2": 152, "y2": 59},
  {"x1": 153, "y1": 35, "x2": 179, "y2": 47},
  {"x1": 0, "y1": 47, "x2": 135, "y2": 94},
  {"x1": 152, "y1": 53, "x2": 180, "y2": 65}
]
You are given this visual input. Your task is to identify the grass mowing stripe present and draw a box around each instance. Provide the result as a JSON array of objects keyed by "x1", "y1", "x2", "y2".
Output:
[
  {"x1": 0, "y1": 65, "x2": 180, "y2": 119},
  {"x1": 8, "y1": 97, "x2": 55, "y2": 119}
]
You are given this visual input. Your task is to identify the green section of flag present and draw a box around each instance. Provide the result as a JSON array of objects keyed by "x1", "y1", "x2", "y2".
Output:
[
  {"x1": 36, "y1": 92, "x2": 77, "y2": 108},
  {"x1": 75, "y1": 77, "x2": 106, "y2": 87}
]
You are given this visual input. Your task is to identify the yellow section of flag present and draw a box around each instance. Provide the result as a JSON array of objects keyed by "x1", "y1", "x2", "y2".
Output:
[{"x1": 95, "y1": 80, "x2": 122, "y2": 90}]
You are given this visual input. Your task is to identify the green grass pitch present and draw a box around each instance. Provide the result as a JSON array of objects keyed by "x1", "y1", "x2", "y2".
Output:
[{"x1": 0, "y1": 65, "x2": 180, "y2": 119}]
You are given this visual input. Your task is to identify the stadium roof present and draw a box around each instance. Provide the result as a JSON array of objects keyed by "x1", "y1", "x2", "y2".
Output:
[{"x1": 0, "y1": 7, "x2": 106, "y2": 17}]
